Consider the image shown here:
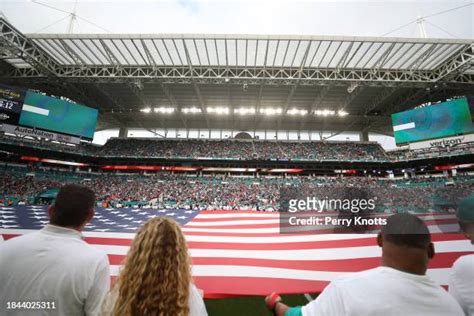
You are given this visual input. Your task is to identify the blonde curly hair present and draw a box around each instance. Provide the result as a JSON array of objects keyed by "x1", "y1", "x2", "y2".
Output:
[{"x1": 112, "y1": 217, "x2": 191, "y2": 316}]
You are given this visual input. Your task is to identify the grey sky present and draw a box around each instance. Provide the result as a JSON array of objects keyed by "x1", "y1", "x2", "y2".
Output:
[{"x1": 1, "y1": 0, "x2": 472, "y2": 38}]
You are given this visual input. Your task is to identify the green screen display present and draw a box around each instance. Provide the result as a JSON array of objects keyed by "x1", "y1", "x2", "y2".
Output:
[
  {"x1": 391, "y1": 97, "x2": 474, "y2": 145},
  {"x1": 19, "y1": 91, "x2": 98, "y2": 139}
]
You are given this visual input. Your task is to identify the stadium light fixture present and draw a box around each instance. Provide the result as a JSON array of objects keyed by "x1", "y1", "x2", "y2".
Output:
[
  {"x1": 182, "y1": 107, "x2": 202, "y2": 114},
  {"x1": 154, "y1": 107, "x2": 175, "y2": 114},
  {"x1": 287, "y1": 108, "x2": 308, "y2": 116},
  {"x1": 337, "y1": 110, "x2": 349, "y2": 117},
  {"x1": 207, "y1": 107, "x2": 230, "y2": 115},
  {"x1": 140, "y1": 108, "x2": 152, "y2": 113},
  {"x1": 234, "y1": 107, "x2": 256, "y2": 115},
  {"x1": 260, "y1": 108, "x2": 282, "y2": 116},
  {"x1": 315, "y1": 109, "x2": 336, "y2": 116}
]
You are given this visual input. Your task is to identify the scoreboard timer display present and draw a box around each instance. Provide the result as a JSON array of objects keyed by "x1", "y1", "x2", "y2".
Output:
[{"x1": 0, "y1": 84, "x2": 27, "y2": 125}]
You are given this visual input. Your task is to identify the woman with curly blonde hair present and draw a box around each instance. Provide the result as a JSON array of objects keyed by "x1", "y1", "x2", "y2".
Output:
[{"x1": 101, "y1": 217, "x2": 207, "y2": 316}]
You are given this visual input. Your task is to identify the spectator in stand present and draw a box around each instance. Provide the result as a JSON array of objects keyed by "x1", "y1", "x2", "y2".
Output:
[
  {"x1": 449, "y1": 195, "x2": 474, "y2": 315},
  {"x1": 4, "y1": 132, "x2": 474, "y2": 161},
  {"x1": 0, "y1": 184, "x2": 110, "y2": 316},
  {"x1": 1, "y1": 133, "x2": 390, "y2": 161},
  {"x1": 264, "y1": 213, "x2": 464, "y2": 316},
  {"x1": 101, "y1": 217, "x2": 207, "y2": 316},
  {"x1": 1, "y1": 168, "x2": 472, "y2": 211}
]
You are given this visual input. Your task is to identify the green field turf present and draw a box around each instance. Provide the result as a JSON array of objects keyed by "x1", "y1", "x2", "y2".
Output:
[{"x1": 205, "y1": 294, "x2": 316, "y2": 316}]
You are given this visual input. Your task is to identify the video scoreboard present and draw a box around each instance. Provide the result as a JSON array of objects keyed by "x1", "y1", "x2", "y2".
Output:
[
  {"x1": 392, "y1": 96, "x2": 474, "y2": 146},
  {"x1": 0, "y1": 84, "x2": 98, "y2": 140},
  {"x1": 0, "y1": 85, "x2": 27, "y2": 126}
]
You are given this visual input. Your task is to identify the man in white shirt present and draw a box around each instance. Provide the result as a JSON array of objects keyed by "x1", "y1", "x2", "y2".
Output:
[
  {"x1": 449, "y1": 195, "x2": 474, "y2": 315},
  {"x1": 0, "y1": 184, "x2": 110, "y2": 316},
  {"x1": 265, "y1": 213, "x2": 464, "y2": 316}
]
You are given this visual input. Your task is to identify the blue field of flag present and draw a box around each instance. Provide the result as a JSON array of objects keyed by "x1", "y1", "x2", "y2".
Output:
[{"x1": 0, "y1": 206, "x2": 200, "y2": 232}]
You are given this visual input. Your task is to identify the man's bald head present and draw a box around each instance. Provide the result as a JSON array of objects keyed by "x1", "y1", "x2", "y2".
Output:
[
  {"x1": 378, "y1": 213, "x2": 434, "y2": 275},
  {"x1": 381, "y1": 213, "x2": 431, "y2": 248}
]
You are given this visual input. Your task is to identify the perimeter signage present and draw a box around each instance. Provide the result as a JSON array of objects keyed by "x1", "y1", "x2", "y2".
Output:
[
  {"x1": 0, "y1": 123, "x2": 81, "y2": 144},
  {"x1": 409, "y1": 134, "x2": 474, "y2": 150}
]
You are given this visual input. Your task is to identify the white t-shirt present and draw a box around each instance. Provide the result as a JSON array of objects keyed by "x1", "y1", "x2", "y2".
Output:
[
  {"x1": 302, "y1": 266, "x2": 464, "y2": 316},
  {"x1": 189, "y1": 283, "x2": 209, "y2": 316},
  {"x1": 101, "y1": 283, "x2": 208, "y2": 316},
  {"x1": 0, "y1": 225, "x2": 110, "y2": 316},
  {"x1": 449, "y1": 254, "x2": 474, "y2": 316}
]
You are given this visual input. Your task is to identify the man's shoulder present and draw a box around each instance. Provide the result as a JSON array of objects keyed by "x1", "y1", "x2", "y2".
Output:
[
  {"x1": 1, "y1": 231, "x2": 107, "y2": 263},
  {"x1": 77, "y1": 240, "x2": 108, "y2": 260},
  {"x1": 60, "y1": 235, "x2": 108, "y2": 264},
  {"x1": 331, "y1": 267, "x2": 383, "y2": 286},
  {"x1": 453, "y1": 254, "x2": 474, "y2": 265},
  {"x1": 452, "y1": 254, "x2": 474, "y2": 274},
  {"x1": 0, "y1": 231, "x2": 41, "y2": 248}
]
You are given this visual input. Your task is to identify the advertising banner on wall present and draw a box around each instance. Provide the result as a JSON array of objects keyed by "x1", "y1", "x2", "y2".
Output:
[
  {"x1": 0, "y1": 123, "x2": 81, "y2": 144},
  {"x1": 409, "y1": 133, "x2": 474, "y2": 150}
]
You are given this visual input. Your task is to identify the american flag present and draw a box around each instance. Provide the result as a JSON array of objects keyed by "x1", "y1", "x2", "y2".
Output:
[{"x1": 1, "y1": 206, "x2": 472, "y2": 298}]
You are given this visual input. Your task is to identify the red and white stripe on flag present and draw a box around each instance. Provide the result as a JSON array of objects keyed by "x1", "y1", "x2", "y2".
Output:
[{"x1": 1, "y1": 211, "x2": 472, "y2": 298}]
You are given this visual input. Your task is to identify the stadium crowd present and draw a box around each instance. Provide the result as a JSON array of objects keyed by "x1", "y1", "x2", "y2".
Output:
[
  {"x1": 1, "y1": 167, "x2": 472, "y2": 212},
  {"x1": 4, "y1": 133, "x2": 474, "y2": 162},
  {"x1": 0, "y1": 134, "x2": 388, "y2": 161},
  {"x1": 94, "y1": 138, "x2": 388, "y2": 161},
  {"x1": 387, "y1": 145, "x2": 474, "y2": 161}
]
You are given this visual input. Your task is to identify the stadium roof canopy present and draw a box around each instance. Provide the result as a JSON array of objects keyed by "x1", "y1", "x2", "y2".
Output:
[{"x1": 1, "y1": 17, "x2": 473, "y2": 136}]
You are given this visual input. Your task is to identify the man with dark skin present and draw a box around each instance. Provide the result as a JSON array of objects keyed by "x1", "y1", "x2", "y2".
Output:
[{"x1": 265, "y1": 213, "x2": 463, "y2": 316}]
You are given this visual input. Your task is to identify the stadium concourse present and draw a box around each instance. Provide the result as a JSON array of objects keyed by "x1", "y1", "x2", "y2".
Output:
[{"x1": 1, "y1": 7, "x2": 474, "y2": 315}]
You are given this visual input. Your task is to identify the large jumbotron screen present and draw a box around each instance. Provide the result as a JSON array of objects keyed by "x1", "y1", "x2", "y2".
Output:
[
  {"x1": 18, "y1": 91, "x2": 98, "y2": 140},
  {"x1": 391, "y1": 96, "x2": 474, "y2": 145}
]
